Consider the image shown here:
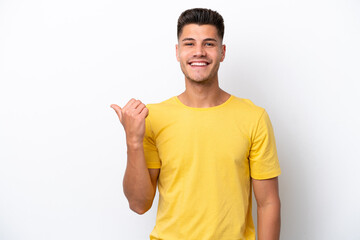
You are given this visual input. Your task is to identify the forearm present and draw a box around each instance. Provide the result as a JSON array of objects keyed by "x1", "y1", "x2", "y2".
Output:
[
  {"x1": 257, "y1": 200, "x2": 281, "y2": 240},
  {"x1": 123, "y1": 143, "x2": 155, "y2": 214}
]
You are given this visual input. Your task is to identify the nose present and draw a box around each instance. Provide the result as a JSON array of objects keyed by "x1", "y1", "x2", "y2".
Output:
[{"x1": 193, "y1": 45, "x2": 206, "y2": 57}]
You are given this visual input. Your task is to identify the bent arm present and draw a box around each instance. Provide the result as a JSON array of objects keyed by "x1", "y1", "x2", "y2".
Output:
[
  {"x1": 253, "y1": 177, "x2": 281, "y2": 240},
  {"x1": 123, "y1": 143, "x2": 158, "y2": 214},
  {"x1": 111, "y1": 99, "x2": 159, "y2": 215}
]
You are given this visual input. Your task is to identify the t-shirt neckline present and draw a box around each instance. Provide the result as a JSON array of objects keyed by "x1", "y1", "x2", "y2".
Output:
[{"x1": 174, "y1": 95, "x2": 234, "y2": 111}]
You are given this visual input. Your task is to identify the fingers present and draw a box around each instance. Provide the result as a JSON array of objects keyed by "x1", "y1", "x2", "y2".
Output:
[
  {"x1": 123, "y1": 98, "x2": 137, "y2": 110},
  {"x1": 111, "y1": 99, "x2": 148, "y2": 120},
  {"x1": 132, "y1": 100, "x2": 142, "y2": 110},
  {"x1": 123, "y1": 99, "x2": 146, "y2": 113},
  {"x1": 112, "y1": 99, "x2": 148, "y2": 143},
  {"x1": 139, "y1": 105, "x2": 149, "y2": 118},
  {"x1": 133, "y1": 102, "x2": 146, "y2": 114}
]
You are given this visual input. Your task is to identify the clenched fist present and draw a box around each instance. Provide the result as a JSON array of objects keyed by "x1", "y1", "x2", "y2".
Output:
[{"x1": 111, "y1": 98, "x2": 149, "y2": 147}]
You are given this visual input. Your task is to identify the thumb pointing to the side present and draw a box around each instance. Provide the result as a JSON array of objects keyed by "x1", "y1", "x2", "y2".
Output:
[{"x1": 110, "y1": 104, "x2": 123, "y2": 123}]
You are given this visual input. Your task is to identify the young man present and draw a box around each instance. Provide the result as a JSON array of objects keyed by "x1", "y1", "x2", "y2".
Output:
[{"x1": 111, "y1": 8, "x2": 281, "y2": 240}]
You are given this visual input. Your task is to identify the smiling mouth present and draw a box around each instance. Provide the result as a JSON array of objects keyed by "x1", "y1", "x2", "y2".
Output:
[{"x1": 189, "y1": 61, "x2": 209, "y2": 67}]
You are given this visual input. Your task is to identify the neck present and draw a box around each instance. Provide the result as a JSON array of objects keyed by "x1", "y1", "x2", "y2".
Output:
[{"x1": 177, "y1": 76, "x2": 230, "y2": 108}]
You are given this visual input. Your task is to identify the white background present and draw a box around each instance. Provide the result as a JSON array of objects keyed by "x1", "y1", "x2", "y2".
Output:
[{"x1": 1, "y1": 0, "x2": 359, "y2": 239}]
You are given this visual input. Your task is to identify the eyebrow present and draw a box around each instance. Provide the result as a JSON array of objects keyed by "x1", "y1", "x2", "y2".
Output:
[{"x1": 182, "y1": 38, "x2": 218, "y2": 42}]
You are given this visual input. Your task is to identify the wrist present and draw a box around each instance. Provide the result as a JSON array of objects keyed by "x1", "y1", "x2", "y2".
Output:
[{"x1": 126, "y1": 141, "x2": 143, "y2": 150}]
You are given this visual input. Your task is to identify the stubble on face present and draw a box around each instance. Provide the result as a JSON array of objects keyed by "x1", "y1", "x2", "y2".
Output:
[
  {"x1": 176, "y1": 24, "x2": 225, "y2": 86},
  {"x1": 179, "y1": 57, "x2": 221, "y2": 85}
]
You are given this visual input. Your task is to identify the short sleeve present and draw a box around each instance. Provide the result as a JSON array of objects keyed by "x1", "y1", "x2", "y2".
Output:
[
  {"x1": 249, "y1": 110, "x2": 281, "y2": 179},
  {"x1": 143, "y1": 114, "x2": 161, "y2": 169}
]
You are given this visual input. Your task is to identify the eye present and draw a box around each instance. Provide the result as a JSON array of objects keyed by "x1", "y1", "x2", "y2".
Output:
[
  {"x1": 184, "y1": 42, "x2": 194, "y2": 46},
  {"x1": 205, "y1": 42, "x2": 215, "y2": 47}
]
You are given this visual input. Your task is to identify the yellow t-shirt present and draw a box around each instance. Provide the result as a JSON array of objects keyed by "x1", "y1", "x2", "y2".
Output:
[{"x1": 143, "y1": 95, "x2": 281, "y2": 240}]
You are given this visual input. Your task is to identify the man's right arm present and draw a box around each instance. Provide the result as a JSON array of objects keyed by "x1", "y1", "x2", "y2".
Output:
[
  {"x1": 111, "y1": 99, "x2": 159, "y2": 214},
  {"x1": 123, "y1": 144, "x2": 159, "y2": 214}
]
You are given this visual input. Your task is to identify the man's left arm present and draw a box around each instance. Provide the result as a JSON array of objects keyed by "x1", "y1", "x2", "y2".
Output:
[{"x1": 253, "y1": 177, "x2": 281, "y2": 240}]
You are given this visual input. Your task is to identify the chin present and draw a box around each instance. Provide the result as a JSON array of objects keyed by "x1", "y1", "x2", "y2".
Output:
[
  {"x1": 187, "y1": 76, "x2": 208, "y2": 82},
  {"x1": 185, "y1": 73, "x2": 208, "y2": 82},
  {"x1": 189, "y1": 73, "x2": 216, "y2": 83}
]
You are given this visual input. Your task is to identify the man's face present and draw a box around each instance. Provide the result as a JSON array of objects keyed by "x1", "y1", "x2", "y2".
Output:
[{"x1": 176, "y1": 24, "x2": 226, "y2": 84}]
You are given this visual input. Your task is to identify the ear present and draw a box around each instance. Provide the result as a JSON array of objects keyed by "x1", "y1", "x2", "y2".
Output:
[
  {"x1": 176, "y1": 44, "x2": 180, "y2": 62},
  {"x1": 220, "y1": 44, "x2": 226, "y2": 62}
]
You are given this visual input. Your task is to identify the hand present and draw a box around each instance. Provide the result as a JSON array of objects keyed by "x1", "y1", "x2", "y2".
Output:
[{"x1": 111, "y1": 99, "x2": 149, "y2": 146}]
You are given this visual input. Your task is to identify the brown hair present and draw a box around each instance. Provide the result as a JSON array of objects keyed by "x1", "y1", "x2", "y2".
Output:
[{"x1": 177, "y1": 8, "x2": 225, "y2": 40}]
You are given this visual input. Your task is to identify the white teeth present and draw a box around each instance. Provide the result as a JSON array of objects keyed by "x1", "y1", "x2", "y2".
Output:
[{"x1": 190, "y1": 62, "x2": 207, "y2": 66}]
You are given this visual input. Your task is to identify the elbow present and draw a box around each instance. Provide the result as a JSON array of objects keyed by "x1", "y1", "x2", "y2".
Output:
[
  {"x1": 129, "y1": 202, "x2": 152, "y2": 215},
  {"x1": 130, "y1": 206, "x2": 147, "y2": 215},
  {"x1": 123, "y1": 186, "x2": 156, "y2": 215}
]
